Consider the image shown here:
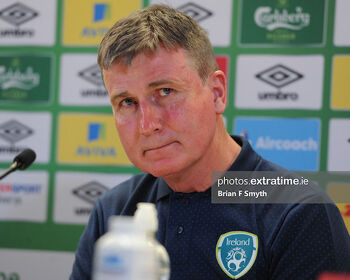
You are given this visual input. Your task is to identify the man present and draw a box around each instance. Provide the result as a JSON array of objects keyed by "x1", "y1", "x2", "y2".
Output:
[{"x1": 70, "y1": 5, "x2": 350, "y2": 279}]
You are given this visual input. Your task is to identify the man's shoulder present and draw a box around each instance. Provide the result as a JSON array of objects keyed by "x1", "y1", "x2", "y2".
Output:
[
  {"x1": 100, "y1": 173, "x2": 155, "y2": 198},
  {"x1": 255, "y1": 156, "x2": 286, "y2": 172},
  {"x1": 96, "y1": 173, "x2": 161, "y2": 216}
]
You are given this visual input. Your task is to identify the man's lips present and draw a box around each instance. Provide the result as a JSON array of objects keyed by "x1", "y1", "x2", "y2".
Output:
[{"x1": 143, "y1": 141, "x2": 178, "y2": 154}]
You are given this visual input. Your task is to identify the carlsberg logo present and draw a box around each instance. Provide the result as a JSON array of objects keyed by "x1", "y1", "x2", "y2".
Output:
[
  {"x1": 0, "y1": 66, "x2": 40, "y2": 90},
  {"x1": 254, "y1": 6, "x2": 310, "y2": 31}
]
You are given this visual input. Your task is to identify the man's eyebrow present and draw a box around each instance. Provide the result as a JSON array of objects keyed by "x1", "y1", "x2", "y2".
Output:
[
  {"x1": 110, "y1": 79, "x2": 179, "y2": 103},
  {"x1": 110, "y1": 91, "x2": 129, "y2": 103},
  {"x1": 148, "y1": 79, "x2": 175, "y2": 88}
]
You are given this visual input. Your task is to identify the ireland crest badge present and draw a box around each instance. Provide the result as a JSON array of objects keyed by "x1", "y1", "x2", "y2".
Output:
[{"x1": 216, "y1": 231, "x2": 258, "y2": 279}]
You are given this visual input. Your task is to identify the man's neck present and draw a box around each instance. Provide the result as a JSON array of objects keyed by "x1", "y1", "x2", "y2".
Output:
[{"x1": 163, "y1": 124, "x2": 241, "y2": 193}]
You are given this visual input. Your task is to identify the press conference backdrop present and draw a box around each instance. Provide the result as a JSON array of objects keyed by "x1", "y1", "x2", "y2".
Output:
[{"x1": 0, "y1": 0, "x2": 349, "y2": 278}]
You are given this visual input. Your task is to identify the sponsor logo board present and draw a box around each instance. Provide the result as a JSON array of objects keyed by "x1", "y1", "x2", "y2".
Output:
[
  {"x1": 328, "y1": 182, "x2": 350, "y2": 233},
  {"x1": 54, "y1": 172, "x2": 132, "y2": 224},
  {"x1": 0, "y1": 249, "x2": 74, "y2": 280},
  {"x1": 334, "y1": 0, "x2": 350, "y2": 46},
  {"x1": 328, "y1": 119, "x2": 350, "y2": 171},
  {"x1": 57, "y1": 113, "x2": 131, "y2": 165},
  {"x1": 235, "y1": 55, "x2": 323, "y2": 109},
  {"x1": 331, "y1": 56, "x2": 350, "y2": 110},
  {"x1": 327, "y1": 182, "x2": 350, "y2": 204},
  {"x1": 58, "y1": 54, "x2": 229, "y2": 107},
  {"x1": 0, "y1": 54, "x2": 52, "y2": 104},
  {"x1": 0, "y1": 171, "x2": 48, "y2": 222},
  {"x1": 59, "y1": 54, "x2": 109, "y2": 106},
  {"x1": 223, "y1": 116, "x2": 227, "y2": 129},
  {"x1": 335, "y1": 202, "x2": 350, "y2": 234},
  {"x1": 239, "y1": 0, "x2": 327, "y2": 46},
  {"x1": 216, "y1": 56, "x2": 229, "y2": 82},
  {"x1": 150, "y1": 0, "x2": 233, "y2": 47},
  {"x1": 0, "y1": 0, "x2": 56, "y2": 46},
  {"x1": 62, "y1": 0, "x2": 142, "y2": 46},
  {"x1": 234, "y1": 117, "x2": 320, "y2": 171},
  {"x1": 0, "y1": 111, "x2": 51, "y2": 163}
]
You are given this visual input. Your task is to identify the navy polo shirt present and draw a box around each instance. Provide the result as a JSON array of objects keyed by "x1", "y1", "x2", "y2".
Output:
[{"x1": 70, "y1": 136, "x2": 350, "y2": 280}]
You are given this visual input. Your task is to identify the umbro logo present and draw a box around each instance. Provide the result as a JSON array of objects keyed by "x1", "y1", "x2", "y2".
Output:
[
  {"x1": 256, "y1": 64, "x2": 303, "y2": 89},
  {"x1": 177, "y1": 2, "x2": 213, "y2": 22},
  {"x1": 72, "y1": 181, "x2": 108, "y2": 205},
  {"x1": 256, "y1": 64, "x2": 303, "y2": 101},
  {"x1": 0, "y1": 2, "x2": 38, "y2": 27},
  {"x1": 0, "y1": 119, "x2": 34, "y2": 144},
  {"x1": 78, "y1": 64, "x2": 104, "y2": 87}
]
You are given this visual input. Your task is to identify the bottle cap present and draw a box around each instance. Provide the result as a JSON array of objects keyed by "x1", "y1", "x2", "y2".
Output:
[
  {"x1": 108, "y1": 215, "x2": 136, "y2": 232},
  {"x1": 134, "y1": 202, "x2": 158, "y2": 232}
]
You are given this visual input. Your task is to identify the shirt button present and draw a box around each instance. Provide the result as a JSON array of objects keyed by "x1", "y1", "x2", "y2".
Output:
[
  {"x1": 183, "y1": 198, "x2": 190, "y2": 205},
  {"x1": 177, "y1": 226, "x2": 184, "y2": 234}
]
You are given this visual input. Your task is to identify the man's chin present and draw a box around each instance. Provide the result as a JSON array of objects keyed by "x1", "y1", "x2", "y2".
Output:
[
  {"x1": 131, "y1": 154, "x2": 188, "y2": 178},
  {"x1": 140, "y1": 162, "x2": 184, "y2": 178},
  {"x1": 147, "y1": 167, "x2": 179, "y2": 178}
]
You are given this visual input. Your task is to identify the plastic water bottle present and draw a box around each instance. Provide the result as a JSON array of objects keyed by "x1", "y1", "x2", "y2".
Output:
[
  {"x1": 92, "y1": 215, "x2": 156, "y2": 280},
  {"x1": 134, "y1": 203, "x2": 170, "y2": 280}
]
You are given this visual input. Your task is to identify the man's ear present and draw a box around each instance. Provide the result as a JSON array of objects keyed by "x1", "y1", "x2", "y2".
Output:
[{"x1": 209, "y1": 70, "x2": 227, "y2": 114}]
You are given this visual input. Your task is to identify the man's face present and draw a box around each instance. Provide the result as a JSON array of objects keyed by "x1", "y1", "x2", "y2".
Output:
[{"x1": 103, "y1": 47, "x2": 222, "y2": 178}]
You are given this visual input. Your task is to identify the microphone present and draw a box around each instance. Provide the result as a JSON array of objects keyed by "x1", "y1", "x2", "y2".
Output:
[{"x1": 0, "y1": 149, "x2": 36, "y2": 180}]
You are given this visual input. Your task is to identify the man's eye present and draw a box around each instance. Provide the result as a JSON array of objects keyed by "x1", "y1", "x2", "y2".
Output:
[
  {"x1": 121, "y1": 98, "x2": 134, "y2": 107},
  {"x1": 159, "y1": 88, "x2": 172, "y2": 96}
]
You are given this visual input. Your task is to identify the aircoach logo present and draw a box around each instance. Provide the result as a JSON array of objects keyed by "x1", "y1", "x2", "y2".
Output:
[
  {"x1": 177, "y1": 2, "x2": 213, "y2": 22},
  {"x1": 216, "y1": 231, "x2": 258, "y2": 279},
  {"x1": 0, "y1": 3, "x2": 38, "y2": 27},
  {"x1": 256, "y1": 64, "x2": 303, "y2": 101},
  {"x1": 234, "y1": 117, "x2": 320, "y2": 171}
]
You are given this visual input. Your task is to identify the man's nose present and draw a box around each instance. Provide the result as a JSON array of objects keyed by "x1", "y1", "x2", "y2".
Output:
[{"x1": 139, "y1": 102, "x2": 162, "y2": 136}]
